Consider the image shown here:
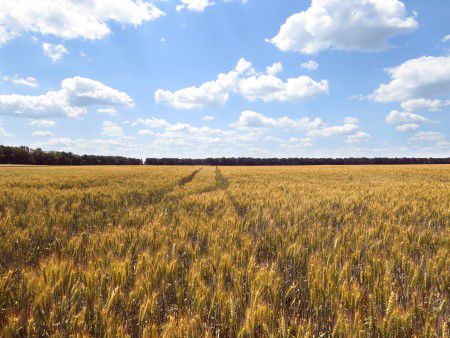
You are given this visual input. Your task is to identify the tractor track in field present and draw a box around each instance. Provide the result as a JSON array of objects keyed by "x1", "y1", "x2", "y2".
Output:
[
  {"x1": 178, "y1": 168, "x2": 202, "y2": 186},
  {"x1": 152, "y1": 168, "x2": 203, "y2": 204},
  {"x1": 215, "y1": 167, "x2": 246, "y2": 217}
]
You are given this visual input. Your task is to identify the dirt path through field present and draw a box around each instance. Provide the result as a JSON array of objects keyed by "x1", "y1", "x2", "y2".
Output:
[{"x1": 215, "y1": 167, "x2": 247, "y2": 217}]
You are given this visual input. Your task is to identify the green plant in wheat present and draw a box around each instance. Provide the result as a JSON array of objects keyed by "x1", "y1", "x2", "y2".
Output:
[{"x1": 0, "y1": 165, "x2": 448, "y2": 337}]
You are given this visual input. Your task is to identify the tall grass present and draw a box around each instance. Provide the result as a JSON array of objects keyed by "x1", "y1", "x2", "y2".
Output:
[{"x1": 0, "y1": 165, "x2": 448, "y2": 337}]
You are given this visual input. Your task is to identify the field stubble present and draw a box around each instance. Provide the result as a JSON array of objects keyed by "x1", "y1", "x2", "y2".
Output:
[{"x1": 0, "y1": 165, "x2": 449, "y2": 337}]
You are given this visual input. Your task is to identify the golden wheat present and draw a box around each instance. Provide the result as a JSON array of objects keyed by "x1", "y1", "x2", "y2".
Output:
[{"x1": 0, "y1": 165, "x2": 449, "y2": 337}]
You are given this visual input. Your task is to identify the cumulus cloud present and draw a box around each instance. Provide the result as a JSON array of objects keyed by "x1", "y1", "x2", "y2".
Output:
[
  {"x1": 137, "y1": 129, "x2": 155, "y2": 136},
  {"x1": 270, "y1": 0, "x2": 417, "y2": 54},
  {"x1": 343, "y1": 117, "x2": 359, "y2": 124},
  {"x1": 134, "y1": 117, "x2": 244, "y2": 147},
  {"x1": 176, "y1": 0, "x2": 214, "y2": 12},
  {"x1": 232, "y1": 110, "x2": 323, "y2": 130},
  {"x1": 307, "y1": 123, "x2": 358, "y2": 138},
  {"x1": 33, "y1": 110, "x2": 374, "y2": 157},
  {"x1": 239, "y1": 74, "x2": 328, "y2": 102},
  {"x1": 385, "y1": 110, "x2": 428, "y2": 124},
  {"x1": 266, "y1": 62, "x2": 283, "y2": 76},
  {"x1": 2, "y1": 74, "x2": 38, "y2": 88},
  {"x1": 0, "y1": 77, "x2": 133, "y2": 118},
  {"x1": 33, "y1": 130, "x2": 55, "y2": 137},
  {"x1": 97, "y1": 108, "x2": 118, "y2": 115},
  {"x1": 133, "y1": 118, "x2": 170, "y2": 128},
  {"x1": 396, "y1": 123, "x2": 419, "y2": 131},
  {"x1": 371, "y1": 56, "x2": 450, "y2": 102},
  {"x1": 101, "y1": 121, "x2": 125, "y2": 137},
  {"x1": 154, "y1": 59, "x2": 247, "y2": 109},
  {"x1": 400, "y1": 99, "x2": 450, "y2": 112},
  {"x1": 155, "y1": 59, "x2": 328, "y2": 109},
  {"x1": 300, "y1": 60, "x2": 319, "y2": 71},
  {"x1": 345, "y1": 131, "x2": 370, "y2": 143},
  {"x1": 232, "y1": 112, "x2": 369, "y2": 144},
  {"x1": 176, "y1": 0, "x2": 247, "y2": 12},
  {"x1": 296, "y1": 116, "x2": 370, "y2": 143},
  {"x1": 32, "y1": 137, "x2": 137, "y2": 156},
  {"x1": 286, "y1": 137, "x2": 314, "y2": 147},
  {"x1": 408, "y1": 131, "x2": 449, "y2": 147},
  {"x1": 42, "y1": 43, "x2": 68, "y2": 62},
  {"x1": 134, "y1": 112, "x2": 369, "y2": 148},
  {"x1": 371, "y1": 56, "x2": 450, "y2": 134},
  {"x1": 202, "y1": 115, "x2": 215, "y2": 121},
  {"x1": 0, "y1": 0, "x2": 164, "y2": 45},
  {"x1": 442, "y1": 35, "x2": 450, "y2": 43},
  {"x1": 29, "y1": 119, "x2": 56, "y2": 128}
]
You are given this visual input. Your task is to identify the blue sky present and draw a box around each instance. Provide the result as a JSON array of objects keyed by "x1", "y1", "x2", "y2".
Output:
[{"x1": 0, "y1": 0, "x2": 449, "y2": 158}]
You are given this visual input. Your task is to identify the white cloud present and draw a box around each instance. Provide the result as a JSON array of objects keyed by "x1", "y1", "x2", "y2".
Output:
[
  {"x1": 101, "y1": 121, "x2": 124, "y2": 137},
  {"x1": 31, "y1": 110, "x2": 378, "y2": 157},
  {"x1": 176, "y1": 0, "x2": 246, "y2": 12},
  {"x1": 264, "y1": 136, "x2": 284, "y2": 143},
  {"x1": 385, "y1": 110, "x2": 428, "y2": 124},
  {"x1": 0, "y1": 26, "x2": 17, "y2": 45},
  {"x1": 29, "y1": 119, "x2": 56, "y2": 128},
  {"x1": 176, "y1": 0, "x2": 214, "y2": 12},
  {"x1": 286, "y1": 137, "x2": 313, "y2": 147},
  {"x1": 0, "y1": 77, "x2": 133, "y2": 118},
  {"x1": 137, "y1": 129, "x2": 155, "y2": 135},
  {"x1": 2, "y1": 74, "x2": 38, "y2": 88},
  {"x1": 0, "y1": 0, "x2": 164, "y2": 45},
  {"x1": 97, "y1": 108, "x2": 118, "y2": 115},
  {"x1": 154, "y1": 59, "x2": 247, "y2": 109},
  {"x1": 442, "y1": 35, "x2": 450, "y2": 43},
  {"x1": 232, "y1": 110, "x2": 323, "y2": 130},
  {"x1": 131, "y1": 112, "x2": 369, "y2": 152},
  {"x1": 202, "y1": 115, "x2": 215, "y2": 121},
  {"x1": 239, "y1": 74, "x2": 328, "y2": 102},
  {"x1": 307, "y1": 123, "x2": 359, "y2": 138},
  {"x1": 155, "y1": 59, "x2": 328, "y2": 109},
  {"x1": 133, "y1": 116, "x2": 257, "y2": 148},
  {"x1": 343, "y1": 117, "x2": 359, "y2": 124},
  {"x1": 372, "y1": 56, "x2": 449, "y2": 135},
  {"x1": 235, "y1": 58, "x2": 253, "y2": 74},
  {"x1": 301, "y1": 117, "x2": 368, "y2": 143},
  {"x1": 133, "y1": 118, "x2": 170, "y2": 128},
  {"x1": 345, "y1": 131, "x2": 370, "y2": 143},
  {"x1": 371, "y1": 56, "x2": 450, "y2": 102},
  {"x1": 266, "y1": 62, "x2": 283, "y2": 75},
  {"x1": 400, "y1": 99, "x2": 450, "y2": 112},
  {"x1": 42, "y1": 42, "x2": 68, "y2": 62},
  {"x1": 153, "y1": 122, "x2": 237, "y2": 147},
  {"x1": 396, "y1": 123, "x2": 419, "y2": 131},
  {"x1": 408, "y1": 131, "x2": 449, "y2": 147},
  {"x1": 33, "y1": 130, "x2": 55, "y2": 137},
  {"x1": 32, "y1": 137, "x2": 137, "y2": 156},
  {"x1": 270, "y1": 0, "x2": 417, "y2": 54},
  {"x1": 300, "y1": 60, "x2": 319, "y2": 71}
]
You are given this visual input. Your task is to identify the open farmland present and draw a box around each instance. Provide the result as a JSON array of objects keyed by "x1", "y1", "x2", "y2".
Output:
[{"x1": 0, "y1": 165, "x2": 449, "y2": 337}]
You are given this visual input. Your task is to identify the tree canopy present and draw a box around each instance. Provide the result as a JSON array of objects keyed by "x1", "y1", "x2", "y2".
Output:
[{"x1": 0, "y1": 145, "x2": 142, "y2": 165}]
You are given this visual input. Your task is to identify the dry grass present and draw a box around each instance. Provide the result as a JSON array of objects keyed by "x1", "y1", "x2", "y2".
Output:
[{"x1": 0, "y1": 165, "x2": 449, "y2": 337}]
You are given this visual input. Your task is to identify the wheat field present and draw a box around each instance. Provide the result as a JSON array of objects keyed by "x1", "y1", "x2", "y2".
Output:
[{"x1": 0, "y1": 165, "x2": 449, "y2": 337}]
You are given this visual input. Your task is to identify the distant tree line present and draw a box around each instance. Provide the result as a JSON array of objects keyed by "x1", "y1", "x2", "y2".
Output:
[
  {"x1": 0, "y1": 145, "x2": 142, "y2": 165},
  {"x1": 1, "y1": 145, "x2": 449, "y2": 166},
  {"x1": 145, "y1": 157, "x2": 450, "y2": 166}
]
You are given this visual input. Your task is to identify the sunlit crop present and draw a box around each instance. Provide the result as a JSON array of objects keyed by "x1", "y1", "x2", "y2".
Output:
[{"x1": 0, "y1": 165, "x2": 449, "y2": 337}]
